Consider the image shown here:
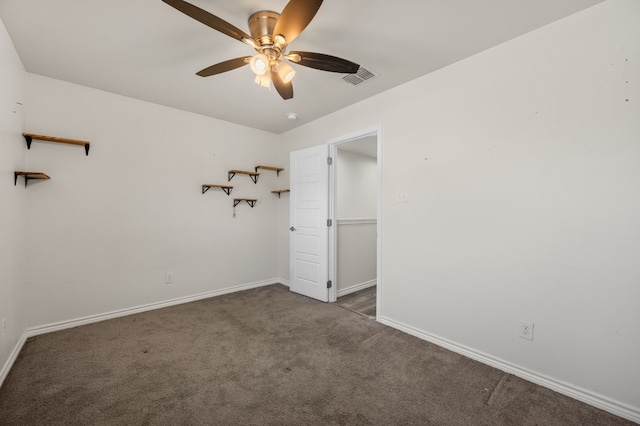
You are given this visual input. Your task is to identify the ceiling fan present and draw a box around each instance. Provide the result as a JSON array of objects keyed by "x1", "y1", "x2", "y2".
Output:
[{"x1": 162, "y1": 0, "x2": 360, "y2": 100}]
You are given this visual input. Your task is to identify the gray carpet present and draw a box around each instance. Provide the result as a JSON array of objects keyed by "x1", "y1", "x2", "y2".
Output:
[{"x1": 0, "y1": 284, "x2": 632, "y2": 425}]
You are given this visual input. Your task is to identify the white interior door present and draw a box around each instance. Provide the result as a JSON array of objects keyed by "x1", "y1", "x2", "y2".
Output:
[{"x1": 289, "y1": 145, "x2": 329, "y2": 302}]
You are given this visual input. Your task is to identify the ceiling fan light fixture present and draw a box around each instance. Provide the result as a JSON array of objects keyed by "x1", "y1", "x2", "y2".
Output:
[
  {"x1": 274, "y1": 34, "x2": 286, "y2": 47},
  {"x1": 254, "y1": 73, "x2": 271, "y2": 89},
  {"x1": 276, "y1": 61, "x2": 296, "y2": 83},
  {"x1": 163, "y1": 0, "x2": 360, "y2": 101},
  {"x1": 250, "y1": 53, "x2": 270, "y2": 76}
]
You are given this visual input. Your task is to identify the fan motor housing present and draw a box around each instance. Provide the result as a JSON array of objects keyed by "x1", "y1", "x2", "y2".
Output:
[{"x1": 248, "y1": 11, "x2": 280, "y2": 45}]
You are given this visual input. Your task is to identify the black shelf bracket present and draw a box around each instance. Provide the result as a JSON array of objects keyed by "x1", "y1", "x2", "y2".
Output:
[
  {"x1": 22, "y1": 133, "x2": 90, "y2": 155},
  {"x1": 271, "y1": 190, "x2": 290, "y2": 199},
  {"x1": 14, "y1": 172, "x2": 50, "y2": 188},
  {"x1": 233, "y1": 199, "x2": 257, "y2": 208},
  {"x1": 228, "y1": 171, "x2": 259, "y2": 184},
  {"x1": 202, "y1": 185, "x2": 232, "y2": 195},
  {"x1": 255, "y1": 166, "x2": 282, "y2": 176}
]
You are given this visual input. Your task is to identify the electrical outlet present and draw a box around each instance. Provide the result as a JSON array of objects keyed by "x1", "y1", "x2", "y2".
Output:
[
  {"x1": 1, "y1": 318, "x2": 6, "y2": 340},
  {"x1": 165, "y1": 272, "x2": 174, "y2": 284},
  {"x1": 519, "y1": 321, "x2": 534, "y2": 341}
]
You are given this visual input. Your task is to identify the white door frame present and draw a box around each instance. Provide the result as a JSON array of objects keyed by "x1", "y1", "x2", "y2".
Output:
[{"x1": 327, "y1": 125, "x2": 382, "y2": 320}]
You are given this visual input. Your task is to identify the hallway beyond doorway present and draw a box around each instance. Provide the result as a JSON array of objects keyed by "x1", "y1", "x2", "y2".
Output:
[{"x1": 336, "y1": 286, "x2": 376, "y2": 319}]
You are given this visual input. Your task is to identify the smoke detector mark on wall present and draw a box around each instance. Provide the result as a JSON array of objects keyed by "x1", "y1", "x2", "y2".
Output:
[{"x1": 340, "y1": 66, "x2": 377, "y2": 86}]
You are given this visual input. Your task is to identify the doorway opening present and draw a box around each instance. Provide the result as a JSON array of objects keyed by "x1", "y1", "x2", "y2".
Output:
[{"x1": 328, "y1": 126, "x2": 381, "y2": 320}]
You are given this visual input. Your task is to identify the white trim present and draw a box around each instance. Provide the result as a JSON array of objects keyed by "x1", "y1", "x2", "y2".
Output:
[
  {"x1": 327, "y1": 126, "x2": 382, "y2": 146},
  {"x1": 337, "y1": 218, "x2": 376, "y2": 226},
  {"x1": 327, "y1": 124, "x2": 382, "y2": 309},
  {"x1": 27, "y1": 279, "x2": 281, "y2": 338},
  {"x1": 337, "y1": 280, "x2": 376, "y2": 297},
  {"x1": 379, "y1": 316, "x2": 640, "y2": 424},
  {"x1": 277, "y1": 278, "x2": 290, "y2": 287},
  {"x1": 328, "y1": 141, "x2": 338, "y2": 303},
  {"x1": 0, "y1": 333, "x2": 28, "y2": 389}
]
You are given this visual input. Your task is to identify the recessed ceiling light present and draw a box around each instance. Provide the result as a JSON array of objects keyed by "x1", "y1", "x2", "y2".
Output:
[{"x1": 286, "y1": 113, "x2": 297, "y2": 120}]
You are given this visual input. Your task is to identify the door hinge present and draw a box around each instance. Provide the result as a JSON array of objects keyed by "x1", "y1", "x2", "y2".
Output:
[
  {"x1": 327, "y1": 219, "x2": 332, "y2": 227},
  {"x1": 327, "y1": 156, "x2": 333, "y2": 165},
  {"x1": 327, "y1": 280, "x2": 332, "y2": 289}
]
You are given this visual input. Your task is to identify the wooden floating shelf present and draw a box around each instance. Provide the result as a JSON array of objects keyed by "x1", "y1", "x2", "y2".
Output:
[
  {"x1": 271, "y1": 189, "x2": 290, "y2": 198},
  {"x1": 255, "y1": 165, "x2": 284, "y2": 176},
  {"x1": 228, "y1": 170, "x2": 259, "y2": 184},
  {"x1": 23, "y1": 133, "x2": 90, "y2": 155},
  {"x1": 233, "y1": 198, "x2": 257, "y2": 208},
  {"x1": 14, "y1": 171, "x2": 50, "y2": 187},
  {"x1": 202, "y1": 184, "x2": 233, "y2": 195}
]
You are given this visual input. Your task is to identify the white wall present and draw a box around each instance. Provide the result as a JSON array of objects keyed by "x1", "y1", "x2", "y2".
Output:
[
  {"x1": 278, "y1": 0, "x2": 640, "y2": 420},
  {"x1": 336, "y1": 149, "x2": 377, "y2": 293},
  {"x1": 336, "y1": 221, "x2": 376, "y2": 294},
  {"x1": 0, "y1": 17, "x2": 28, "y2": 385},
  {"x1": 24, "y1": 74, "x2": 282, "y2": 329},
  {"x1": 337, "y1": 149, "x2": 377, "y2": 219}
]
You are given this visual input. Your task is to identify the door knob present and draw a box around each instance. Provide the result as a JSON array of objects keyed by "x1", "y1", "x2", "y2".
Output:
[{"x1": 290, "y1": 226, "x2": 296, "y2": 231}]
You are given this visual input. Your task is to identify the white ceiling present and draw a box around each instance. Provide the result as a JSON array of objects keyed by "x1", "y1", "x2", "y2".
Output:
[{"x1": 0, "y1": 0, "x2": 603, "y2": 134}]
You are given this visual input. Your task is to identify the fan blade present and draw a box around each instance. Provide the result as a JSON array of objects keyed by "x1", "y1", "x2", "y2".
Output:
[
  {"x1": 163, "y1": 0, "x2": 251, "y2": 43},
  {"x1": 271, "y1": 69, "x2": 294, "y2": 100},
  {"x1": 272, "y1": 0, "x2": 323, "y2": 46},
  {"x1": 287, "y1": 51, "x2": 360, "y2": 74},
  {"x1": 196, "y1": 57, "x2": 251, "y2": 77}
]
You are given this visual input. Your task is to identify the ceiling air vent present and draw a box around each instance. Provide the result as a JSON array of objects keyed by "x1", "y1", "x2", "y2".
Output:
[{"x1": 340, "y1": 66, "x2": 377, "y2": 86}]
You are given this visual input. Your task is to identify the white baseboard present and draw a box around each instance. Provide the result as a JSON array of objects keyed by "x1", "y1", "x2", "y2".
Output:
[
  {"x1": 337, "y1": 280, "x2": 376, "y2": 297},
  {"x1": 379, "y1": 316, "x2": 640, "y2": 424},
  {"x1": 277, "y1": 278, "x2": 290, "y2": 287},
  {"x1": 27, "y1": 278, "x2": 282, "y2": 338},
  {"x1": 0, "y1": 332, "x2": 27, "y2": 389}
]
